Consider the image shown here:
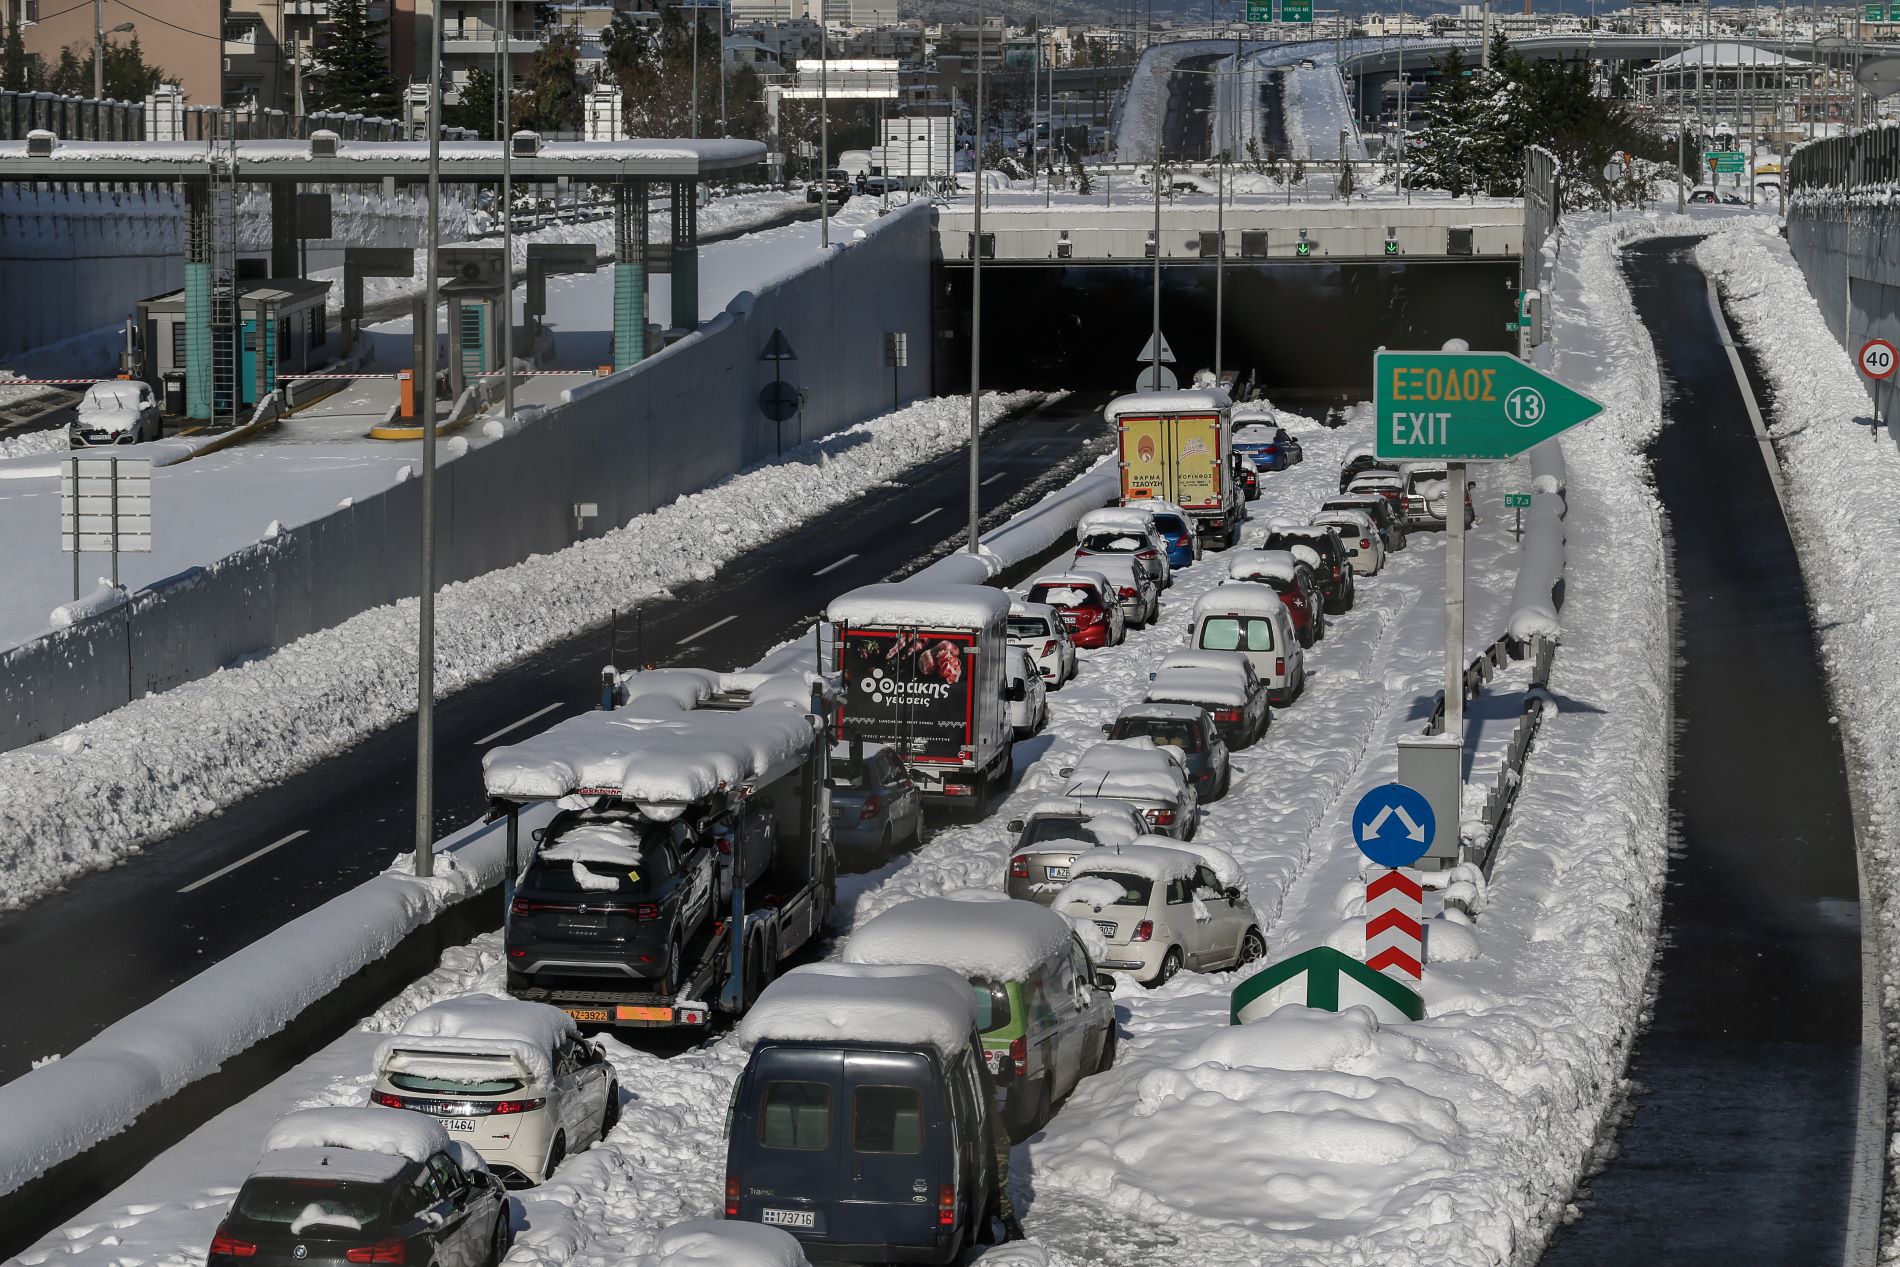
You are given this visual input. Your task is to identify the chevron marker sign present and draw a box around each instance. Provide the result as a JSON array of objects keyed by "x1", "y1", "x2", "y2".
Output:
[{"x1": 1365, "y1": 868, "x2": 1424, "y2": 990}]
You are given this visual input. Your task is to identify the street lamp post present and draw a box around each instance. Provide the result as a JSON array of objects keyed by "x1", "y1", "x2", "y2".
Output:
[
  {"x1": 92, "y1": 2, "x2": 134, "y2": 101},
  {"x1": 968, "y1": 0, "x2": 987, "y2": 553},
  {"x1": 415, "y1": 13, "x2": 445, "y2": 878}
]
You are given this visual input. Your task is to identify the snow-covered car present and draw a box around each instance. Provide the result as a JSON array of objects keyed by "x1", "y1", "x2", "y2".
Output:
[
  {"x1": 1346, "y1": 469, "x2": 1407, "y2": 520},
  {"x1": 1005, "y1": 797, "x2": 1151, "y2": 902},
  {"x1": 1232, "y1": 422, "x2": 1290, "y2": 471},
  {"x1": 1399, "y1": 462, "x2": 1476, "y2": 530},
  {"x1": 1055, "y1": 738, "x2": 1199, "y2": 839},
  {"x1": 1055, "y1": 841, "x2": 1264, "y2": 987},
  {"x1": 1262, "y1": 524, "x2": 1356, "y2": 614},
  {"x1": 1339, "y1": 444, "x2": 1398, "y2": 493},
  {"x1": 1321, "y1": 492, "x2": 1407, "y2": 551},
  {"x1": 1104, "y1": 701, "x2": 1230, "y2": 801},
  {"x1": 1024, "y1": 570, "x2": 1126, "y2": 649},
  {"x1": 829, "y1": 741, "x2": 925, "y2": 859},
  {"x1": 1688, "y1": 185, "x2": 1719, "y2": 204},
  {"x1": 1081, "y1": 551, "x2": 1161, "y2": 628},
  {"x1": 369, "y1": 994, "x2": 618, "y2": 1187},
  {"x1": 1143, "y1": 647, "x2": 1275, "y2": 747},
  {"x1": 208, "y1": 1107, "x2": 511, "y2": 1267},
  {"x1": 1184, "y1": 587, "x2": 1304, "y2": 706},
  {"x1": 69, "y1": 380, "x2": 160, "y2": 446},
  {"x1": 1006, "y1": 645, "x2": 1049, "y2": 738},
  {"x1": 1008, "y1": 600, "x2": 1078, "y2": 687},
  {"x1": 1312, "y1": 508, "x2": 1385, "y2": 575},
  {"x1": 1226, "y1": 548, "x2": 1325, "y2": 647},
  {"x1": 1072, "y1": 507, "x2": 1172, "y2": 590},
  {"x1": 1235, "y1": 452, "x2": 1261, "y2": 500}
]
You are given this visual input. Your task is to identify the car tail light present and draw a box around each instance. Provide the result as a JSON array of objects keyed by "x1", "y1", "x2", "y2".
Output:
[
  {"x1": 1009, "y1": 1035, "x2": 1028, "y2": 1075},
  {"x1": 1077, "y1": 606, "x2": 1103, "y2": 626},
  {"x1": 1118, "y1": 587, "x2": 1137, "y2": 599},
  {"x1": 1010, "y1": 855, "x2": 1030, "y2": 879},
  {"x1": 726, "y1": 1174, "x2": 741, "y2": 1218},
  {"x1": 1042, "y1": 640, "x2": 1058, "y2": 657},
  {"x1": 1145, "y1": 808, "x2": 1176, "y2": 826},
  {"x1": 511, "y1": 898, "x2": 566, "y2": 914},
  {"x1": 1132, "y1": 920, "x2": 1154, "y2": 942},
  {"x1": 211, "y1": 1230, "x2": 257, "y2": 1259},
  {"x1": 939, "y1": 1185, "x2": 957, "y2": 1227},
  {"x1": 344, "y1": 1240, "x2": 406, "y2": 1264},
  {"x1": 942, "y1": 783, "x2": 971, "y2": 797},
  {"x1": 1275, "y1": 657, "x2": 1285, "y2": 677},
  {"x1": 1137, "y1": 548, "x2": 1156, "y2": 558},
  {"x1": 859, "y1": 794, "x2": 881, "y2": 821},
  {"x1": 1213, "y1": 708, "x2": 1241, "y2": 723},
  {"x1": 491, "y1": 1098, "x2": 547, "y2": 1115},
  {"x1": 1332, "y1": 564, "x2": 1342, "y2": 581},
  {"x1": 371, "y1": 1091, "x2": 404, "y2": 1108}
]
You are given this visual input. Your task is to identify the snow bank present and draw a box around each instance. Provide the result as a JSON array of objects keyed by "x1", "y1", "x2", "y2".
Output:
[
  {"x1": 737, "y1": 963, "x2": 978, "y2": 1059},
  {"x1": 844, "y1": 895, "x2": 1075, "y2": 982},
  {"x1": 48, "y1": 582, "x2": 128, "y2": 629},
  {"x1": 0, "y1": 428, "x2": 68, "y2": 462},
  {"x1": 909, "y1": 456, "x2": 1119, "y2": 589},
  {"x1": 263, "y1": 1106, "x2": 447, "y2": 1165},
  {"x1": 638, "y1": 1219, "x2": 809, "y2": 1267}
]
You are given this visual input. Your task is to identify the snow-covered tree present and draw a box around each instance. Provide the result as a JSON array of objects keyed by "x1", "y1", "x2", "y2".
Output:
[{"x1": 1406, "y1": 47, "x2": 1482, "y2": 198}]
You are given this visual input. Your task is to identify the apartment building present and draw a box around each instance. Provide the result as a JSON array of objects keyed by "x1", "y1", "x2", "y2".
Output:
[{"x1": 4, "y1": 0, "x2": 221, "y2": 104}]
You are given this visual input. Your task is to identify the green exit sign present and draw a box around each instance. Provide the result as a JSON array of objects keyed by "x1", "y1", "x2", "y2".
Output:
[
  {"x1": 1246, "y1": 0, "x2": 1272, "y2": 20},
  {"x1": 1280, "y1": 0, "x2": 1314, "y2": 19},
  {"x1": 1867, "y1": 3, "x2": 1882, "y2": 18},
  {"x1": 1374, "y1": 350, "x2": 1606, "y2": 460},
  {"x1": 1705, "y1": 150, "x2": 1746, "y2": 173},
  {"x1": 1506, "y1": 492, "x2": 1533, "y2": 508}
]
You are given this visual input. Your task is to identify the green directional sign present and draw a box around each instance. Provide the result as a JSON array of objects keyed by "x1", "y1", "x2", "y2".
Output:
[
  {"x1": 1246, "y1": 0, "x2": 1272, "y2": 20},
  {"x1": 1868, "y1": 2, "x2": 1883, "y2": 19},
  {"x1": 1374, "y1": 351, "x2": 1605, "y2": 460},
  {"x1": 1705, "y1": 150, "x2": 1746, "y2": 173},
  {"x1": 1889, "y1": 3, "x2": 1900, "y2": 21},
  {"x1": 1280, "y1": 0, "x2": 1314, "y2": 21}
]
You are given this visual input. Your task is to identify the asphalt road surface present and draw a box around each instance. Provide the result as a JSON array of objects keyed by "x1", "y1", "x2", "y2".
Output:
[
  {"x1": 1541, "y1": 240, "x2": 1869, "y2": 1262},
  {"x1": 1159, "y1": 55, "x2": 1224, "y2": 162},
  {"x1": 0, "y1": 392, "x2": 1115, "y2": 1081}
]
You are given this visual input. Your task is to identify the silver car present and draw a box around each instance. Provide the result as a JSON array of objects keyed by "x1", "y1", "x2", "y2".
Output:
[
  {"x1": 829, "y1": 742, "x2": 925, "y2": 859},
  {"x1": 1005, "y1": 797, "x2": 1150, "y2": 903},
  {"x1": 69, "y1": 380, "x2": 160, "y2": 446},
  {"x1": 1055, "y1": 739, "x2": 1199, "y2": 839}
]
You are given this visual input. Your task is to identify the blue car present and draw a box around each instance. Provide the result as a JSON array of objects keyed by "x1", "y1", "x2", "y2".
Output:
[
  {"x1": 1232, "y1": 422, "x2": 1288, "y2": 472},
  {"x1": 1141, "y1": 505, "x2": 1199, "y2": 569}
]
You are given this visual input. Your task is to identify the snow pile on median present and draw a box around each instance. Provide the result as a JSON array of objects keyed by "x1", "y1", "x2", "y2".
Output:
[
  {"x1": 0, "y1": 428, "x2": 67, "y2": 462},
  {"x1": 0, "y1": 390, "x2": 1040, "y2": 911}
]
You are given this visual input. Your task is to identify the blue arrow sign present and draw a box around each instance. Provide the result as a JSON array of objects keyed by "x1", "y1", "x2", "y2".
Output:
[{"x1": 1351, "y1": 783, "x2": 1436, "y2": 869}]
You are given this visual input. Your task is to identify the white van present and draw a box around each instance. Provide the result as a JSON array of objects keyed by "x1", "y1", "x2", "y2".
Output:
[{"x1": 1187, "y1": 584, "x2": 1303, "y2": 705}]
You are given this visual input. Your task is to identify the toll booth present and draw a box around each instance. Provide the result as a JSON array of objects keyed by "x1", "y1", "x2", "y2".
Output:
[{"x1": 136, "y1": 278, "x2": 333, "y2": 412}]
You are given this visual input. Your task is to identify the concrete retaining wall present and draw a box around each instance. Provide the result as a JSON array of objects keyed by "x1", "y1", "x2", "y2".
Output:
[
  {"x1": 0, "y1": 203, "x2": 935, "y2": 750},
  {"x1": 0, "y1": 188, "x2": 184, "y2": 359}
]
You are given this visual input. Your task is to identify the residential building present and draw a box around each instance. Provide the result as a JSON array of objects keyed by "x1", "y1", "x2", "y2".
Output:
[
  {"x1": 734, "y1": 18, "x2": 824, "y2": 69},
  {"x1": 841, "y1": 23, "x2": 925, "y2": 61},
  {"x1": 435, "y1": 1, "x2": 540, "y2": 103},
  {"x1": 4, "y1": 0, "x2": 222, "y2": 105}
]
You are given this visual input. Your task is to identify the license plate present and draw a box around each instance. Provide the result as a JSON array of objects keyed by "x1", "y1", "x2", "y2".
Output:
[
  {"x1": 761, "y1": 1208, "x2": 815, "y2": 1229},
  {"x1": 563, "y1": 1008, "x2": 611, "y2": 1023},
  {"x1": 1045, "y1": 865, "x2": 1069, "y2": 880},
  {"x1": 444, "y1": 1118, "x2": 477, "y2": 1133},
  {"x1": 1095, "y1": 920, "x2": 1118, "y2": 938},
  {"x1": 557, "y1": 914, "x2": 607, "y2": 934},
  {"x1": 984, "y1": 1048, "x2": 1004, "y2": 1073}
]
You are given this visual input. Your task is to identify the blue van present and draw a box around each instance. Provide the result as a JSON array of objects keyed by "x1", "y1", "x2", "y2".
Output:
[{"x1": 726, "y1": 966, "x2": 1004, "y2": 1263}]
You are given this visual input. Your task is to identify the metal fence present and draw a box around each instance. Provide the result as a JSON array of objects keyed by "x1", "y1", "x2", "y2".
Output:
[
  {"x1": 0, "y1": 90, "x2": 142, "y2": 142},
  {"x1": 0, "y1": 90, "x2": 472, "y2": 144},
  {"x1": 1785, "y1": 124, "x2": 1900, "y2": 367},
  {"x1": 1523, "y1": 144, "x2": 1560, "y2": 293}
]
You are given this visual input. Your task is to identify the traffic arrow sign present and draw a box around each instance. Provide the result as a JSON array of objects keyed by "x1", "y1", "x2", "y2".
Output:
[
  {"x1": 1350, "y1": 782, "x2": 1436, "y2": 869},
  {"x1": 1374, "y1": 350, "x2": 1605, "y2": 461},
  {"x1": 1137, "y1": 330, "x2": 1176, "y2": 364}
]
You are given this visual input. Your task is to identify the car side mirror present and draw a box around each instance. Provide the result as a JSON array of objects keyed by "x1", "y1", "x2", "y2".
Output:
[
  {"x1": 1223, "y1": 886, "x2": 1243, "y2": 903},
  {"x1": 1100, "y1": 723, "x2": 1113, "y2": 735},
  {"x1": 1095, "y1": 973, "x2": 1117, "y2": 991},
  {"x1": 1006, "y1": 819, "x2": 1025, "y2": 834}
]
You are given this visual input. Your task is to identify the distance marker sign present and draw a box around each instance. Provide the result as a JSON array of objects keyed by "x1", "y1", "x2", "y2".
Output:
[
  {"x1": 1374, "y1": 350, "x2": 1606, "y2": 461},
  {"x1": 1858, "y1": 338, "x2": 1897, "y2": 380}
]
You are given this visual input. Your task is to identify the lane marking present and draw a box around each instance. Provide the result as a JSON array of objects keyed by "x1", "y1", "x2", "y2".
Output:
[
  {"x1": 474, "y1": 702, "x2": 563, "y2": 746},
  {"x1": 909, "y1": 507, "x2": 944, "y2": 525},
  {"x1": 1703, "y1": 275, "x2": 1789, "y2": 518},
  {"x1": 812, "y1": 553, "x2": 859, "y2": 577},
  {"x1": 980, "y1": 471, "x2": 1008, "y2": 486},
  {"x1": 677, "y1": 613, "x2": 737, "y2": 645},
  {"x1": 178, "y1": 830, "x2": 309, "y2": 894},
  {"x1": 1032, "y1": 443, "x2": 1052, "y2": 455}
]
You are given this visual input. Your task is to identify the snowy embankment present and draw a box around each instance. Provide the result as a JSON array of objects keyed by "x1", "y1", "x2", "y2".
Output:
[
  {"x1": 1114, "y1": 40, "x2": 1249, "y2": 162},
  {"x1": 1696, "y1": 222, "x2": 1900, "y2": 1225},
  {"x1": 0, "y1": 391, "x2": 1038, "y2": 913},
  {"x1": 0, "y1": 428, "x2": 67, "y2": 461}
]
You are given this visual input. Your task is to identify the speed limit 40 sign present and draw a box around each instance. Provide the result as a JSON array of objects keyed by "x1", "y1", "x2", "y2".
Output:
[{"x1": 1859, "y1": 338, "x2": 1897, "y2": 380}]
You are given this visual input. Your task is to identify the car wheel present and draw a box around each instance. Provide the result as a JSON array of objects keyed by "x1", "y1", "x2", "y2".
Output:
[
  {"x1": 1145, "y1": 947, "x2": 1183, "y2": 989},
  {"x1": 1238, "y1": 927, "x2": 1266, "y2": 966},
  {"x1": 659, "y1": 940, "x2": 682, "y2": 995},
  {"x1": 1096, "y1": 1018, "x2": 1119, "y2": 1073},
  {"x1": 488, "y1": 1211, "x2": 510, "y2": 1266},
  {"x1": 601, "y1": 1080, "x2": 621, "y2": 1137},
  {"x1": 505, "y1": 968, "x2": 531, "y2": 994},
  {"x1": 543, "y1": 1132, "x2": 566, "y2": 1183}
]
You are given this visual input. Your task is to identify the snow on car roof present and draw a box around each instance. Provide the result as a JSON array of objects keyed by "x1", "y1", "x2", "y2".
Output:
[
  {"x1": 249, "y1": 1145, "x2": 414, "y2": 1186},
  {"x1": 1068, "y1": 842, "x2": 1205, "y2": 886},
  {"x1": 1193, "y1": 584, "x2": 1289, "y2": 619},
  {"x1": 737, "y1": 963, "x2": 978, "y2": 1059},
  {"x1": 1074, "y1": 552, "x2": 1142, "y2": 581},
  {"x1": 1116, "y1": 700, "x2": 1207, "y2": 723},
  {"x1": 1230, "y1": 401, "x2": 1276, "y2": 422},
  {"x1": 78, "y1": 383, "x2": 146, "y2": 411},
  {"x1": 1078, "y1": 507, "x2": 1158, "y2": 534},
  {"x1": 1146, "y1": 666, "x2": 1250, "y2": 709},
  {"x1": 1226, "y1": 550, "x2": 1302, "y2": 584},
  {"x1": 264, "y1": 1107, "x2": 448, "y2": 1167},
  {"x1": 541, "y1": 821, "x2": 644, "y2": 867},
  {"x1": 1315, "y1": 510, "x2": 1375, "y2": 533},
  {"x1": 1008, "y1": 600, "x2": 1061, "y2": 625},
  {"x1": 1348, "y1": 471, "x2": 1402, "y2": 486},
  {"x1": 1017, "y1": 795, "x2": 1146, "y2": 826},
  {"x1": 1063, "y1": 739, "x2": 1189, "y2": 800},
  {"x1": 826, "y1": 583, "x2": 1009, "y2": 631},
  {"x1": 844, "y1": 895, "x2": 1075, "y2": 983},
  {"x1": 1158, "y1": 649, "x2": 1252, "y2": 676},
  {"x1": 619, "y1": 668, "x2": 722, "y2": 717},
  {"x1": 1344, "y1": 442, "x2": 1377, "y2": 464},
  {"x1": 482, "y1": 699, "x2": 815, "y2": 808},
  {"x1": 1030, "y1": 570, "x2": 1112, "y2": 593},
  {"x1": 1268, "y1": 522, "x2": 1339, "y2": 542},
  {"x1": 1159, "y1": 838, "x2": 1247, "y2": 890},
  {"x1": 1233, "y1": 423, "x2": 1279, "y2": 439},
  {"x1": 1103, "y1": 388, "x2": 1231, "y2": 422},
  {"x1": 378, "y1": 994, "x2": 577, "y2": 1084},
  {"x1": 1134, "y1": 498, "x2": 1191, "y2": 521}
]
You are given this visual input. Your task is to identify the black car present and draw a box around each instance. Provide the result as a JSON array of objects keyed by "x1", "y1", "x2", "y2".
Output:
[
  {"x1": 806, "y1": 168, "x2": 853, "y2": 203},
  {"x1": 1338, "y1": 452, "x2": 1398, "y2": 494},
  {"x1": 1261, "y1": 527, "x2": 1356, "y2": 615},
  {"x1": 209, "y1": 1132, "x2": 510, "y2": 1267},
  {"x1": 504, "y1": 809, "x2": 716, "y2": 995},
  {"x1": 1105, "y1": 702, "x2": 1231, "y2": 801}
]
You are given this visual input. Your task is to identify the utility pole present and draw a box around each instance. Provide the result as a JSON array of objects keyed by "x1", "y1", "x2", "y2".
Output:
[
  {"x1": 1150, "y1": 63, "x2": 1163, "y2": 387},
  {"x1": 820, "y1": 0, "x2": 830, "y2": 248},
  {"x1": 93, "y1": 0, "x2": 104, "y2": 101},
  {"x1": 415, "y1": 11, "x2": 444, "y2": 879},
  {"x1": 692, "y1": 3, "x2": 700, "y2": 140},
  {"x1": 968, "y1": 0, "x2": 987, "y2": 553},
  {"x1": 501, "y1": 6, "x2": 514, "y2": 430}
]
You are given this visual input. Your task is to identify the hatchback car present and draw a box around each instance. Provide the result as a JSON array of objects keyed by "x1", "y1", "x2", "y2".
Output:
[
  {"x1": 1400, "y1": 462, "x2": 1476, "y2": 530},
  {"x1": 1135, "y1": 499, "x2": 1201, "y2": 569},
  {"x1": 1005, "y1": 798, "x2": 1151, "y2": 902},
  {"x1": 1321, "y1": 493, "x2": 1406, "y2": 551},
  {"x1": 1056, "y1": 739, "x2": 1199, "y2": 839},
  {"x1": 504, "y1": 809, "x2": 716, "y2": 996},
  {"x1": 70, "y1": 380, "x2": 161, "y2": 446},
  {"x1": 1072, "y1": 507, "x2": 1171, "y2": 591},
  {"x1": 1005, "y1": 646, "x2": 1050, "y2": 738},
  {"x1": 1186, "y1": 587, "x2": 1304, "y2": 706},
  {"x1": 1226, "y1": 549, "x2": 1324, "y2": 647},
  {"x1": 1104, "y1": 701, "x2": 1230, "y2": 801},
  {"x1": 1144, "y1": 649, "x2": 1273, "y2": 749},
  {"x1": 208, "y1": 1107, "x2": 511, "y2": 1267},
  {"x1": 1262, "y1": 526, "x2": 1356, "y2": 615},
  {"x1": 1055, "y1": 841, "x2": 1264, "y2": 987},
  {"x1": 1078, "y1": 551, "x2": 1160, "y2": 628},
  {"x1": 1347, "y1": 470, "x2": 1408, "y2": 519},
  {"x1": 829, "y1": 741, "x2": 925, "y2": 859},
  {"x1": 1234, "y1": 453, "x2": 1261, "y2": 501},
  {"x1": 1024, "y1": 571, "x2": 1125, "y2": 649},
  {"x1": 1312, "y1": 508, "x2": 1384, "y2": 575},
  {"x1": 1007, "y1": 601, "x2": 1077, "y2": 688},
  {"x1": 369, "y1": 994, "x2": 617, "y2": 1187},
  {"x1": 1231, "y1": 422, "x2": 1288, "y2": 471}
]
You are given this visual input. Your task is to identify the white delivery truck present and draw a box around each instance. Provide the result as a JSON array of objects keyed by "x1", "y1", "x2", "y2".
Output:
[
  {"x1": 826, "y1": 583, "x2": 1020, "y2": 810},
  {"x1": 1108, "y1": 388, "x2": 1243, "y2": 550}
]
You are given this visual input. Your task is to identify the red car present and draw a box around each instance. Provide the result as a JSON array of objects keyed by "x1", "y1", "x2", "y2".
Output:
[
  {"x1": 1225, "y1": 550, "x2": 1324, "y2": 647},
  {"x1": 1024, "y1": 572, "x2": 1127, "y2": 649}
]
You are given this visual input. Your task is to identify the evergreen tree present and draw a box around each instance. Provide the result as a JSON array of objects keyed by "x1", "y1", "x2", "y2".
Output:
[
  {"x1": 446, "y1": 66, "x2": 502, "y2": 138},
  {"x1": 315, "y1": 0, "x2": 397, "y2": 119},
  {"x1": 1407, "y1": 47, "x2": 1482, "y2": 198},
  {"x1": 4, "y1": 16, "x2": 37, "y2": 93},
  {"x1": 518, "y1": 25, "x2": 584, "y2": 134}
]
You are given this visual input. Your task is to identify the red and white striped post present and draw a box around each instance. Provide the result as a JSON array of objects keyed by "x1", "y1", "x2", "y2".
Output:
[{"x1": 1365, "y1": 868, "x2": 1424, "y2": 990}]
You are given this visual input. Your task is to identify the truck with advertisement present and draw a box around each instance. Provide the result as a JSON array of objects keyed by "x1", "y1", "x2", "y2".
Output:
[
  {"x1": 826, "y1": 583, "x2": 1019, "y2": 811},
  {"x1": 1108, "y1": 388, "x2": 1242, "y2": 549},
  {"x1": 481, "y1": 667, "x2": 836, "y2": 1032}
]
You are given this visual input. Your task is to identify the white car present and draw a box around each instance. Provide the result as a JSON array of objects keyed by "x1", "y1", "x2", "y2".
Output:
[
  {"x1": 1006, "y1": 645, "x2": 1049, "y2": 738},
  {"x1": 1055, "y1": 840, "x2": 1264, "y2": 987},
  {"x1": 1055, "y1": 738, "x2": 1199, "y2": 839},
  {"x1": 69, "y1": 380, "x2": 161, "y2": 446},
  {"x1": 369, "y1": 994, "x2": 618, "y2": 1188},
  {"x1": 1072, "y1": 507, "x2": 1172, "y2": 590},
  {"x1": 1311, "y1": 508, "x2": 1384, "y2": 574},
  {"x1": 1007, "y1": 600, "x2": 1078, "y2": 687},
  {"x1": 1005, "y1": 797, "x2": 1151, "y2": 903}
]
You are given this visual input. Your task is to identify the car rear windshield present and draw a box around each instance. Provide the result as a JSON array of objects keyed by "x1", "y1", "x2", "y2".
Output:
[
  {"x1": 523, "y1": 837, "x2": 674, "y2": 897},
  {"x1": 851, "y1": 1085, "x2": 925, "y2": 1155},
  {"x1": 1080, "y1": 532, "x2": 1144, "y2": 553},
  {"x1": 1112, "y1": 718, "x2": 1205, "y2": 753},
  {"x1": 1019, "y1": 817, "x2": 1099, "y2": 848},
  {"x1": 1028, "y1": 585, "x2": 1096, "y2": 609},
  {"x1": 1151, "y1": 515, "x2": 1189, "y2": 537},
  {"x1": 387, "y1": 1072, "x2": 525, "y2": 1095},
  {"x1": 1199, "y1": 616, "x2": 1276, "y2": 653},
  {"x1": 1081, "y1": 872, "x2": 1153, "y2": 905},
  {"x1": 233, "y1": 1179, "x2": 387, "y2": 1228},
  {"x1": 1007, "y1": 617, "x2": 1052, "y2": 639},
  {"x1": 760, "y1": 1081, "x2": 832, "y2": 1150},
  {"x1": 971, "y1": 979, "x2": 1013, "y2": 1033}
]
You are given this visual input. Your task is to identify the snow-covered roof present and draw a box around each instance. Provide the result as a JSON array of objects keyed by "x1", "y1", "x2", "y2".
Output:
[
  {"x1": 1348, "y1": 471, "x2": 1402, "y2": 488},
  {"x1": 1344, "y1": 442, "x2": 1376, "y2": 463},
  {"x1": 826, "y1": 582, "x2": 1009, "y2": 631},
  {"x1": 1226, "y1": 549, "x2": 1302, "y2": 584},
  {"x1": 77, "y1": 383, "x2": 148, "y2": 413},
  {"x1": 1066, "y1": 842, "x2": 1205, "y2": 886},
  {"x1": 376, "y1": 994, "x2": 578, "y2": 1085},
  {"x1": 1146, "y1": 666, "x2": 1250, "y2": 709},
  {"x1": 1649, "y1": 42, "x2": 1809, "y2": 71},
  {"x1": 1063, "y1": 738, "x2": 1189, "y2": 800},
  {"x1": 482, "y1": 700, "x2": 816, "y2": 808},
  {"x1": 1314, "y1": 508, "x2": 1376, "y2": 529},
  {"x1": 249, "y1": 1146, "x2": 413, "y2": 1186},
  {"x1": 1192, "y1": 584, "x2": 1289, "y2": 620},
  {"x1": 1159, "y1": 838, "x2": 1247, "y2": 890},
  {"x1": 0, "y1": 137, "x2": 767, "y2": 180},
  {"x1": 845, "y1": 895, "x2": 1075, "y2": 982},
  {"x1": 737, "y1": 963, "x2": 979, "y2": 1059},
  {"x1": 1135, "y1": 498, "x2": 1192, "y2": 522},
  {"x1": 1028, "y1": 570, "x2": 1113, "y2": 593},
  {"x1": 619, "y1": 668, "x2": 721, "y2": 717},
  {"x1": 1115, "y1": 700, "x2": 1207, "y2": 724},
  {"x1": 1230, "y1": 401, "x2": 1276, "y2": 423},
  {"x1": 1077, "y1": 507, "x2": 1158, "y2": 536},
  {"x1": 1074, "y1": 552, "x2": 1143, "y2": 583},
  {"x1": 541, "y1": 821, "x2": 645, "y2": 868},
  {"x1": 1007, "y1": 600, "x2": 1061, "y2": 627},
  {"x1": 1104, "y1": 388, "x2": 1231, "y2": 422},
  {"x1": 263, "y1": 1107, "x2": 447, "y2": 1167}
]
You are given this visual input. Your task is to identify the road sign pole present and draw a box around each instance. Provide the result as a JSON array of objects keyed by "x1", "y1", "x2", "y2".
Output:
[
  {"x1": 109, "y1": 455, "x2": 120, "y2": 589},
  {"x1": 1444, "y1": 460, "x2": 1465, "y2": 756}
]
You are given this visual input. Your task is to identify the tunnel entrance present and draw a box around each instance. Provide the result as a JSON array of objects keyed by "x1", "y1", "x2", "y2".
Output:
[{"x1": 933, "y1": 259, "x2": 1521, "y2": 406}]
